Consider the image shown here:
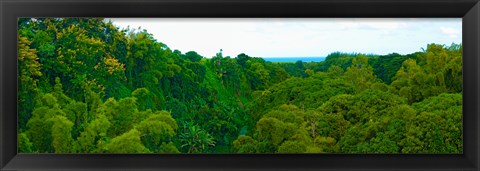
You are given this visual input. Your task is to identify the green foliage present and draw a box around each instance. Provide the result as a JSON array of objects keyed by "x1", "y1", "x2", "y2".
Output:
[
  {"x1": 112, "y1": 97, "x2": 138, "y2": 136},
  {"x1": 136, "y1": 112, "x2": 178, "y2": 152},
  {"x1": 132, "y1": 88, "x2": 155, "y2": 111},
  {"x1": 232, "y1": 135, "x2": 258, "y2": 153},
  {"x1": 277, "y1": 140, "x2": 307, "y2": 153},
  {"x1": 18, "y1": 133, "x2": 33, "y2": 153},
  {"x1": 390, "y1": 44, "x2": 461, "y2": 104},
  {"x1": 370, "y1": 53, "x2": 418, "y2": 84},
  {"x1": 405, "y1": 93, "x2": 463, "y2": 153},
  {"x1": 183, "y1": 51, "x2": 203, "y2": 62},
  {"x1": 256, "y1": 117, "x2": 296, "y2": 147},
  {"x1": 344, "y1": 55, "x2": 378, "y2": 92},
  {"x1": 63, "y1": 101, "x2": 88, "y2": 138},
  {"x1": 179, "y1": 122, "x2": 216, "y2": 153},
  {"x1": 18, "y1": 18, "x2": 462, "y2": 154},
  {"x1": 25, "y1": 93, "x2": 66, "y2": 152},
  {"x1": 104, "y1": 129, "x2": 149, "y2": 153},
  {"x1": 158, "y1": 142, "x2": 181, "y2": 153},
  {"x1": 49, "y1": 115, "x2": 75, "y2": 153},
  {"x1": 77, "y1": 114, "x2": 111, "y2": 153},
  {"x1": 18, "y1": 35, "x2": 43, "y2": 130}
]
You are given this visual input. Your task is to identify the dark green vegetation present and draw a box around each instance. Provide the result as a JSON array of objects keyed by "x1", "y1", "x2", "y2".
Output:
[{"x1": 18, "y1": 18, "x2": 462, "y2": 154}]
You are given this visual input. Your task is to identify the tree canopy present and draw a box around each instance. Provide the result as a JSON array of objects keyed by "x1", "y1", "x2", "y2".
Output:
[{"x1": 18, "y1": 18, "x2": 462, "y2": 154}]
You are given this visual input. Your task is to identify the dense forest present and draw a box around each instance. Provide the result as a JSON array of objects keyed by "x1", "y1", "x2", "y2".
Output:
[{"x1": 18, "y1": 18, "x2": 462, "y2": 154}]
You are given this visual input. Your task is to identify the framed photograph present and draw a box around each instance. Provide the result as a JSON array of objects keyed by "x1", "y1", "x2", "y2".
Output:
[{"x1": 1, "y1": 0, "x2": 480, "y2": 170}]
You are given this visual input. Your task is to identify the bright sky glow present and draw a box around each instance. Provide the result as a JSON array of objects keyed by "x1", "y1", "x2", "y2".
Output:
[{"x1": 107, "y1": 18, "x2": 462, "y2": 58}]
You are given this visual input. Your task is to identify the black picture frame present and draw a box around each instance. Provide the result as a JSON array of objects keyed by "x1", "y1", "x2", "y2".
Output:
[{"x1": 1, "y1": 0, "x2": 479, "y2": 170}]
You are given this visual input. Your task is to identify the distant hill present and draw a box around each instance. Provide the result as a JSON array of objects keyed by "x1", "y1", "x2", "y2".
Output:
[{"x1": 262, "y1": 57, "x2": 326, "y2": 62}]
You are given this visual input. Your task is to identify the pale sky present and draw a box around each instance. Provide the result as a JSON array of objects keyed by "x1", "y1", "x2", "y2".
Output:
[{"x1": 107, "y1": 18, "x2": 461, "y2": 58}]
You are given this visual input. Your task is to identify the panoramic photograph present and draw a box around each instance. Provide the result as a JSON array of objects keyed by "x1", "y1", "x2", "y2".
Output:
[{"x1": 17, "y1": 18, "x2": 462, "y2": 154}]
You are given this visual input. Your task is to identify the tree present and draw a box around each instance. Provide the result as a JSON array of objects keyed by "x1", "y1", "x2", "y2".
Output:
[
  {"x1": 256, "y1": 117, "x2": 296, "y2": 149},
  {"x1": 317, "y1": 94, "x2": 353, "y2": 140},
  {"x1": 344, "y1": 55, "x2": 378, "y2": 92},
  {"x1": 18, "y1": 35, "x2": 43, "y2": 130},
  {"x1": 104, "y1": 129, "x2": 149, "y2": 153},
  {"x1": 111, "y1": 97, "x2": 138, "y2": 136},
  {"x1": 179, "y1": 122, "x2": 216, "y2": 153},
  {"x1": 184, "y1": 51, "x2": 203, "y2": 62},
  {"x1": 26, "y1": 93, "x2": 65, "y2": 152},
  {"x1": 406, "y1": 93, "x2": 462, "y2": 153},
  {"x1": 131, "y1": 88, "x2": 155, "y2": 111},
  {"x1": 232, "y1": 135, "x2": 257, "y2": 153},
  {"x1": 236, "y1": 53, "x2": 251, "y2": 67},
  {"x1": 304, "y1": 110, "x2": 321, "y2": 144},
  {"x1": 305, "y1": 69, "x2": 314, "y2": 77},
  {"x1": 18, "y1": 133, "x2": 33, "y2": 153},
  {"x1": 49, "y1": 116, "x2": 75, "y2": 153},
  {"x1": 277, "y1": 140, "x2": 307, "y2": 153},
  {"x1": 18, "y1": 17, "x2": 463, "y2": 154},
  {"x1": 326, "y1": 65, "x2": 344, "y2": 78},
  {"x1": 77, "y1": 114, "x2": 111, "y2": 153},
  {"x1": 63, "y1": 101, "x2": 88, "y2": 138},
  {"x1": 136, "y1": 112, "x2": 178, "y2": 153}
]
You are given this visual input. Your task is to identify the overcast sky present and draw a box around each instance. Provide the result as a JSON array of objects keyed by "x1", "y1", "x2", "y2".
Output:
[{"x1": 107, "y1": 18, "x2": 461, "y2": 58}]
